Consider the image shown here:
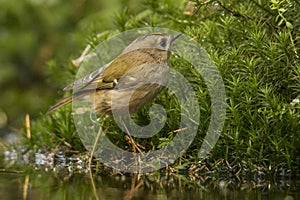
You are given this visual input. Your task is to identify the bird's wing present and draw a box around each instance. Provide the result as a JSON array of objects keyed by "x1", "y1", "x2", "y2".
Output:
[
  {"x1": 63, "y1": 63, "x2": 110, "y2": 91},
  {"x1": 47, "y1": 50, "x2": 160, "y2": 114},
  {"x1": 70, "y1": 50, "x2": 144, "y2": 90},
  {"x1": 62, "y1": 50, "x2": 135, "y2": 92},
  {"x1": 65, "y1": 49, "x2": 153, "y2": 93},
  {"x1": 101, "y1": 49, "x2": 151, "y2": 82}
]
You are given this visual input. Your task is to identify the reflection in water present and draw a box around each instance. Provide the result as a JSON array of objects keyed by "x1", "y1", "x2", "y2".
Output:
[
  {"x1": 0, "y1": 167, "x2": 299, "y2": 199},
  {"x1": 0, "y1": 151, "x2": 299, "y2": 200}
]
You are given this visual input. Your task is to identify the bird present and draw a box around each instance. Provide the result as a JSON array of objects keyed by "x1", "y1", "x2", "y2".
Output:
[{"x1": 47, "y1": 32, "x2": 182, "y2": 116}]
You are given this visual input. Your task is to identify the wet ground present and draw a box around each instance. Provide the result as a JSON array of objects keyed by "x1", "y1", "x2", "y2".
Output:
[{"x1": 1, "y1": 148, "x2": 299, "y2": 200}]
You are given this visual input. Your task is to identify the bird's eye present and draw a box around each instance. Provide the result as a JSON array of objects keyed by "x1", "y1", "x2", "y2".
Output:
[{"x1": 159, "y1": 38, "x2": 167, "y2": 47}]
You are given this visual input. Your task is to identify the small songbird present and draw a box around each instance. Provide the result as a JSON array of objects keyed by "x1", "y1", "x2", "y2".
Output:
[{"x1": 47, "y1": 33, "x2": 182, "y2": 115}]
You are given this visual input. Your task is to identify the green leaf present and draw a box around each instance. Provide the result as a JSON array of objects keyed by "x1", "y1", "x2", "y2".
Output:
[{"x1": 286, "y1": 21, "x2": 293, "y2": 29}]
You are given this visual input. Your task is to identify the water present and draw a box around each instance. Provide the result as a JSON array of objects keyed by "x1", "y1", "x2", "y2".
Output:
[
  {"x1": 0, "y1": 150, "x2": 299, "y2": 200},
  {"x1": 1, "y1": 169, "x2": 299, "y2": 199},
  {"x1": 0, "y1": 171, "x2": 300, "y2": 200}
]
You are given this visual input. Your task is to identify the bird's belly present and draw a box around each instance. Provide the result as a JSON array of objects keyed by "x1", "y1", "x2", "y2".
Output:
[{"x1": 92, "y1": 84, "x2": 163, "y2": 115}]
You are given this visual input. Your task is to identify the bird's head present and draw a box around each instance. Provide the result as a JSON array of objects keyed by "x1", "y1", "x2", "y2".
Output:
[{"x1": 123, "y1": 32, "x2": 182, "y2": 53}]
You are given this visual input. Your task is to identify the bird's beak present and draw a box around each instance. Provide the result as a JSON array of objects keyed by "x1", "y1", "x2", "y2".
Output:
[{"x1": 171, "y1": 33, "x2": 182, "y2": 42}]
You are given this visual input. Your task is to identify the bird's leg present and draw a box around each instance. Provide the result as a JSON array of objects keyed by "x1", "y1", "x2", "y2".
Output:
[{"x1": 121, "y1": 120, "x2": 145, "y2": 154}]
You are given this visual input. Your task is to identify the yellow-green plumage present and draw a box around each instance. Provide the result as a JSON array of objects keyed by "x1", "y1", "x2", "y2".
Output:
[{"x1": 47, "y1": 33, "x2": 181, "y2": 115}]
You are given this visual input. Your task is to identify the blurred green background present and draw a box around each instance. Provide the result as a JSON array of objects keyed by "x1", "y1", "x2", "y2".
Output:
[
  {"x1": 1, "y1": 0, "x2": 299, "y2": 173},
  {"x1": 0, "y1": 0, "x2": 142, "y2": 137}
]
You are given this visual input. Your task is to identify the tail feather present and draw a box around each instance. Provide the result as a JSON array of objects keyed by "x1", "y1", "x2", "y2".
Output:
[
  {"x1": 47, "y1": 88, "x2": 96, "y2": 114},
  {"x1": 46, "y1": 95, "x2": 73, "y2": 114}
]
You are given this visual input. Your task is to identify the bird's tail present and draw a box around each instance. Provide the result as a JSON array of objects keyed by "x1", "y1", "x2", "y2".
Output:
[{"x1": 46, "y1": 95, "x2": 73, "y2": 114}]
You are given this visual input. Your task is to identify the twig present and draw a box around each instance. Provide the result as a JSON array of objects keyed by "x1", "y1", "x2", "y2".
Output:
[
  {"x1": 25, "y1": 114, "x2": 31, "y2": 140},
  {"x1": 167, "y1": 127, "x2": 188, "y2": 135}
]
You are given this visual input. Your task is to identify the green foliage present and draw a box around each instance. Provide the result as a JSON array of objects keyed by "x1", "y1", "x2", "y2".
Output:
[
  {"x1": 3, "y1": 0, "x2": 299, "y2": 173},
  {"x1": 24, "y1": 107, "x2": 84, "y2": 151}
]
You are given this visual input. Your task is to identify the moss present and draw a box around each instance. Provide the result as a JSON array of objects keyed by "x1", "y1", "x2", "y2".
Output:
[{"x1": 6, "y1": 0, "x2": 299, "y2": 174}]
